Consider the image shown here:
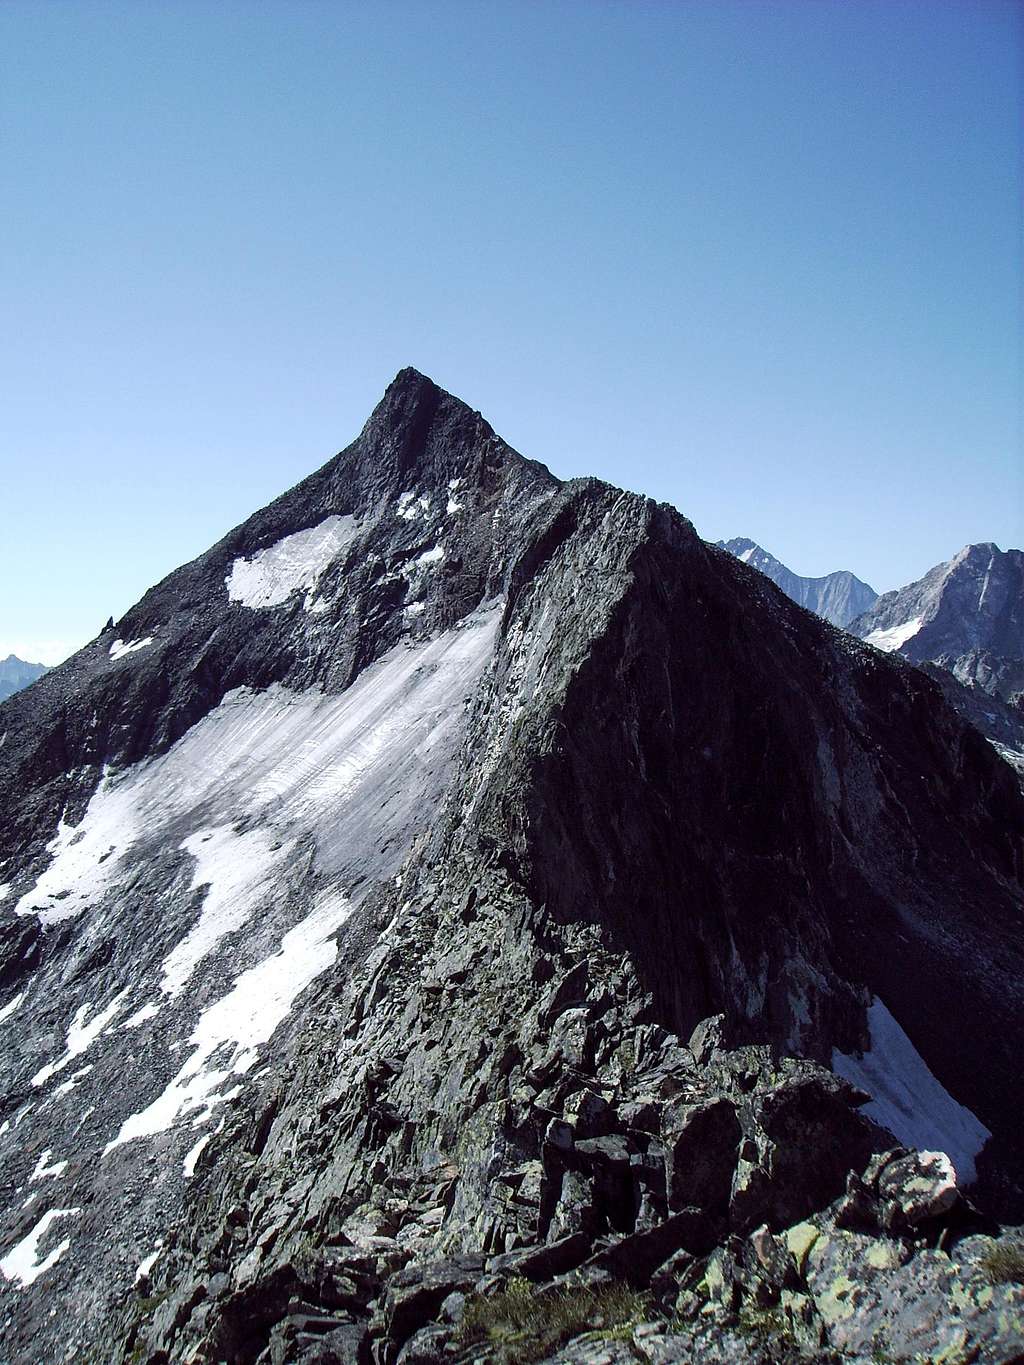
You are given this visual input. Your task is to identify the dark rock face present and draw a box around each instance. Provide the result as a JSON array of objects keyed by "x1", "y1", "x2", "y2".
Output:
[
  {"x1": 0, "y1": 654, "x2": 47, "y2": 703},
  {"x1": 850, "y1": 541, "x2": 1024, "y2": 704},
  {"x1": 916, "y1": 660, "x2": 1024, "y2": 788},
  {"x1": 0, "y1": 370, "x2": 1022, "y2": 1364},
  {"x1": 718, "y1": 538, "x2": 878, "y2": 627}
]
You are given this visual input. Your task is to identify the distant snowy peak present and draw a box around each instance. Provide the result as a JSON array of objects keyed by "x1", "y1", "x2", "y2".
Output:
[
  {"x1": 718, "y1": 537, "x2": 877, "y2": 627},
  {"x1": 0, "y1": 656, "x2": 48, "y2": 705},
  {"x1": 850, "y1": 542, "x2": 1024, "y2": 702}
]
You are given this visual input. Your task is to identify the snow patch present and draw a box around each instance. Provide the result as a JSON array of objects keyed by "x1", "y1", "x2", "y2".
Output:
[
  {"x1": 135, "y1": 1239, "x2": 164, "y2": 1282},
  {"x1": 833, "y1": 997, "x2": 991, "y2": 1183},
  {"x1": 50, "y1": 1066, "x2": 93, "y2": 1100},
  {"x1": 14, "y1": 805, "x2": 126, "y2": 924},
  {"x1": 159, "y1": 826, "x2": 297, "y2": 998},
  {"x1": 863, "y1": 617, "x2": 923, "y2": 653},
  {"x1": 109, "y1": 637, "x2": 154, "y2": 661},
  {"x1": 183, "y1": 1120, "x2": 222, "y2": 1178},
  {"x1": 32, "y1": 990, "x2": 129, "y2": 1088},
  {"x1": 0, "y1": 1209, "x2": 79, "y2": 1287},
  {"x1": 447, "y1": 477, "x2": 464, "y2": 514},
  {"x1": 990, "y1": 740, "x2": 1024, "y2": 778},
  {"x1": 182, "y1": 1131, "x2": 214, "y2": 1179},
  {"x1": 0, "y1": 992, "x2": 24, "y2": 1025},
  {"x1": 30, "y1": 1150, "x2": 68, "y2": 1182},
  {"x1": 397, "y1": 491, "x2": 431, "y2": 520},
  {"x1": 121, "y1": 1002, "x2": 161, "y2": 1030},
  {"x1": 226, "y1": 516, "x2": 359, "y2": 610},
  {"x1": 0, "y1": 883, "x2": 11, "y2": 902},
  {"x1": 414, "y1": 545, "x2": 445, "y2": 567},
  {"x1": 105, "y1": 889, "x2": 354, "y2": 1153}
]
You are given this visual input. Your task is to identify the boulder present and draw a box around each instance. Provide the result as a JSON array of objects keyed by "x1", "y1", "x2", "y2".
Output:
[
  {"x1": 381, "y1": 1256, "x2": 484, "y2": 1358},
  {"x1": 664, "y1": 1097, "x2": 740, "y2": 1214},
  {"x1": 876, "y1": 1150, "x2": 959, "y2": 1228}
]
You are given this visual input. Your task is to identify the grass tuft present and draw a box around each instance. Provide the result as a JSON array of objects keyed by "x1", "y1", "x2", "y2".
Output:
[
  {"x1": 980, "y1": 1241, "x2": 1024, "y2": 1286},
  {"x1": 456, "y1": 1275, "x2": 648, "y2": 1362}
]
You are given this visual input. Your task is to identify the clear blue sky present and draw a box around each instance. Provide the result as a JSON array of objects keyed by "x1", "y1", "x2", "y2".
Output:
[{"x1": 2, "y1": 0, "x2": 1021, "y2": 664}]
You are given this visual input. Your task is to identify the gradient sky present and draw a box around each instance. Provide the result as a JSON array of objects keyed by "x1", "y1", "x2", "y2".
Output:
[{"x1": 2, "y1": 0, "x2": 1021, "y2": 664}]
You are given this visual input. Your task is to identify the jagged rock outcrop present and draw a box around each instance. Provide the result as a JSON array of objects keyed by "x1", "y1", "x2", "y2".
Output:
[
  {"x1": 0, "y1": 371, "x2": 1022, "y2": 1363},
  {"x1": 850, "y1": 542, "x2": 1024, "y2": 703},
  {"x1": 0, "y1": 653, "x2": 47, "y2": 703},
  {"x1": 717, "y1": 538, "x2": 877, "y2": 627}
]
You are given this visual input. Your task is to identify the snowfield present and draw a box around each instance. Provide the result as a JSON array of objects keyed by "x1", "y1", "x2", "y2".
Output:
[
  {"x1": 16, "y1": 603, "x2": 501, "y2": 923},
  {"x1": 862, "y1": 616, "x2": 924, "y2": 653},
  {"x1": 0, "y1": 1209, "x2": 79, "y2": 1288},
  {"x1": 13, "y1": 603, "x2": 502, "y2": 1184},
  {"x1": 226, "y1": 514, "x2": 361, "y2": 609},
  {"x1": 109, "y1": 637, "x2": 154, "y2": 660},
  {"x1": 832, "y1": 997, "x2": 991, "y2": 1183}
]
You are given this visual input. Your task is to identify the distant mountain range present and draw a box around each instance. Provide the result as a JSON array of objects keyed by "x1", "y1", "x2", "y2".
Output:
[
  {"x1": 717, "y1": 537, "x2": 877, "y2": 627},
  {"x1": 0, "y1": 654, "x2": 47, "y2": 703}
]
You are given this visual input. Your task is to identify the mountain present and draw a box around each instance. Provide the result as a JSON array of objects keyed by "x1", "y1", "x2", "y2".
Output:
[
  {"x1": 850, "y1": 543, "x2": 1024, "y2": 704},
  {"x1": 1, "y1": 371, "x2": 1023, "y2": 1364},
  {"x1": 0, "y1": 654, "x2": 48, "y2": 703},
  {"x1": 717, "y1": 538, "x2": 878, "y2": 627}
]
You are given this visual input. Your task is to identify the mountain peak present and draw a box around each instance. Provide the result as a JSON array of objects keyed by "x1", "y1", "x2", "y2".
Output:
[
  {"x1": 851, "y1": 540, "x2": 1024, "y2": 699},
  {"x1": 368, "y1": 366, "x2": 449, "y2": 428},
  {"x1": 0, "y1": 654, "x2": 48, "y2": 703},
  {"x1": 332, "y1": 368, "x2": 554, "y2": 518},
  {"x1": 719, "y1": 537, "x2": 877, "y2": 627}
]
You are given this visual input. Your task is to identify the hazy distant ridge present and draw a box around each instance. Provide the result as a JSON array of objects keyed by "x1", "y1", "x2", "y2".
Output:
[
  {"x1": 0, "y1": 653, "x2": 48, "y2": 703},
  {"x1": 718, "y1": 537, "x2": 878, "y2": 627}
]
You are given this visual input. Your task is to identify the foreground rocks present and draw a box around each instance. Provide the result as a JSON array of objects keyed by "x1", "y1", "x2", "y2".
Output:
[{"x1": 112, "y1": 939, "x2": 1024, "y2": 1365}]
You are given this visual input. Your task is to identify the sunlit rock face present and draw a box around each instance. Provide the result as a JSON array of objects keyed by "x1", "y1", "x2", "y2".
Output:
[
  {"x1": 849, "y1": 541, "x2": 1024, "y2": 702},
  {"x1": 0, "y1": 371, "x2": 1022, "y2": 1364}
]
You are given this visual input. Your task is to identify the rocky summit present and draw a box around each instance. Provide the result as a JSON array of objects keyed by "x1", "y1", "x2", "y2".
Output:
[
  {"x1": 0, "y1": 370, "x2": 1022, "y2": 1365},
  {"x1": 850, "y1": 542, "x2": 1024, "y2": 704}
]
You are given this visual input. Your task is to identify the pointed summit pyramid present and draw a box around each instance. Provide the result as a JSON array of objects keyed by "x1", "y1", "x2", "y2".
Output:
[{"x1": 2, "y1": 374, "x2": 1023, "y2": 1362}]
